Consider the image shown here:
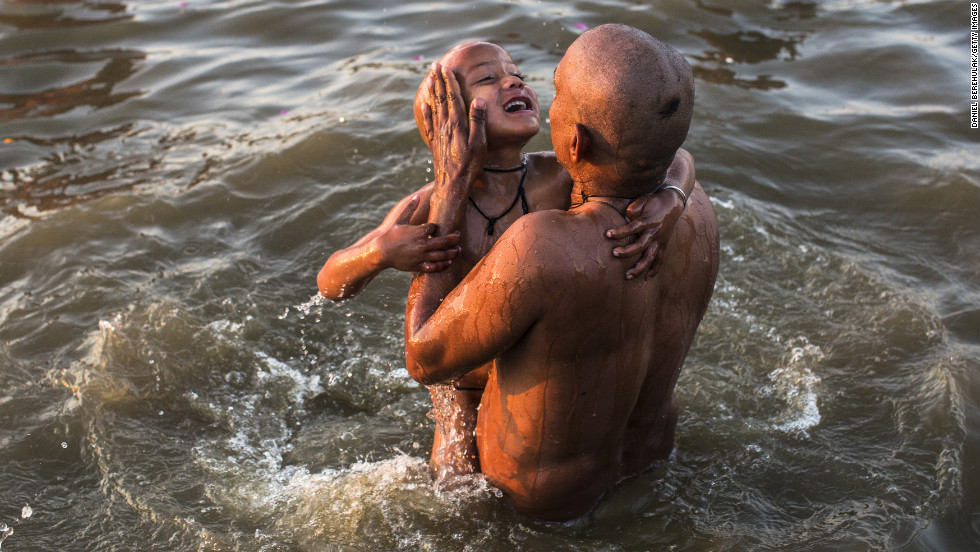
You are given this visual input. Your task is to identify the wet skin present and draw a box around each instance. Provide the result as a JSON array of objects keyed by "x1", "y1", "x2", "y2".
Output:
[
  {"x1": 408, "y1": 43, "x2": 576, "y2": 480},
  {"x1": 406, "y1": 26, "x2": 719, "y2": 520},
  {"x1": 408, "y1": 179, "x2": 719, "y2": 518},
  {"x1": 317, "y1": 42, "x2": 697, "y2": 482}
]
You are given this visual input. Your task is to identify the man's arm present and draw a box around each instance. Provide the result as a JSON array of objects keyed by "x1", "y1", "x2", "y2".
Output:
[
  {"x1": 405, "y1": 215, "x2": 546, "y2": 385},
  {"x1": 403, "y1": 63, "x2": 527, "y2": 384},
  {"x1": 316, "y1": 191, "x2": 461, "y2": 301}
]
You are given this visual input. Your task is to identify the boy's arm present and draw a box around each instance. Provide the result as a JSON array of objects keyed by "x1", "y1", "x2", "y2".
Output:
[
  {"x1": 316, "y1": 192, "x2": 461, "y2": 301},
  {"x1": 608, "y1": 148, "x2": 695, "y2": 279}
]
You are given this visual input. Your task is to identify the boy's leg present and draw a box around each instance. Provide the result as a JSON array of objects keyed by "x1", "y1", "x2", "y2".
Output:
[{"x1": 428, "y1": 385, "x2": 482, "y2": 482}]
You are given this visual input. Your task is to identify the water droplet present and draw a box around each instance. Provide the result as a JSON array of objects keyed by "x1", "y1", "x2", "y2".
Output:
[
  {"x1": 61, "y1": 442, "x2": 68, "y2": 449},
  {"x1": 21, "y1": 505, "x2": 32, "y2": 519}
]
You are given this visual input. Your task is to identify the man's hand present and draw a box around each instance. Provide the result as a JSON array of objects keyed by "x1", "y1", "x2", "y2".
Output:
[
  {"x1": 376, "y1": 195, "x2": 461, "y2": 273},
  {"x1": 420, "y1": 63, "x2": 487, "y2": 233}
]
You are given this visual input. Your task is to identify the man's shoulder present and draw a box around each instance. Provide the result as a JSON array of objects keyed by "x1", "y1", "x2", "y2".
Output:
[
  {"x1": 494, "y1": 210, "x2": 581, "y2": 267},
  {"x1": 473, "y1": 211, "x2": 576, "y2": 296},
  {"x1": 508, "y1": 208, "x2": 572, "y2": 238}
]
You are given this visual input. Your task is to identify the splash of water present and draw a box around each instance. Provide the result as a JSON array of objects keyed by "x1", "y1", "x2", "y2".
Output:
[
  {"x1": 769, "y1": 336, "x2": 824, "y2": 437},
  {"x1": 278, "y1": 294, "x2": 325, "y2": 320},
  {"x1": 279, "y1": 294, "x2": 328, "y2": 367},
  {"x1": 0, "y1": 504, "x2": 30, "y2": 552}
]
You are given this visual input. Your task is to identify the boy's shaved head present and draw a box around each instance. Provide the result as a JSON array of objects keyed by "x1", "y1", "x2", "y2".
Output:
[
  {"x1": 413, "y1": 41, "x2": 539, "y2": 151},
  {"x1": 413, "y1": 42, "x2": 498, "y2": 148},
  {"x1": 553, "y1": 24, "x2": 694, "y2": 191}
]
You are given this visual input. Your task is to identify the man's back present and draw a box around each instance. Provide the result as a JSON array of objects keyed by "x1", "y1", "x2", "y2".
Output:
[{"x1": 469, "y1": 184, "x2": 718, "y2": 520}]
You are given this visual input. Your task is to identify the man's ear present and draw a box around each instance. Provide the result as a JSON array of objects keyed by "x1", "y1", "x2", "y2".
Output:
[{"x1": 570, "y1": 123, "x2": 591, "y2": 163}]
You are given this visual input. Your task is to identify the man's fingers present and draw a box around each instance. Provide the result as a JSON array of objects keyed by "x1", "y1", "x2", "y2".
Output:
[
  {"x1": 406, "y1": 222, "x2": 437, "y2": 239},
  {"x1": 395, "y1": 195, "x2": 422, "y2": 225},
  {"x1": 422, "y1": 246, "x2": 461, "y2": 262},
  {"x1": 418, "y1": 260, "x2": 452, "y2": 273},
  {"x1": 423, "y1": 232, "x2": 461, "y2": 250}
]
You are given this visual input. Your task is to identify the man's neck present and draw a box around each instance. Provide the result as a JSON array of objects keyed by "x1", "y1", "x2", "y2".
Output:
[
  {"x1": 569, "y1": 169, "x2": 667, "y2": 207},
  {"x1": 570, "y1": 177, "x2": 631, "y2": 206}
]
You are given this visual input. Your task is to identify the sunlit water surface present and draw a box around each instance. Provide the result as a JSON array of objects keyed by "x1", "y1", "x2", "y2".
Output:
[{"x1": 0, "y1": 1, "x2": 977, "y2": 550}]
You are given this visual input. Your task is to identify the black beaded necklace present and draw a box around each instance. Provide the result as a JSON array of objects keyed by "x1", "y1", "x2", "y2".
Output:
[{"x1": 469, "y1": 155, "x2": 529, "y2": 235}]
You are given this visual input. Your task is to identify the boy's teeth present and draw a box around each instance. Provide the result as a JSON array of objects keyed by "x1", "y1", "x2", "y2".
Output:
[{"x1": 505, "y1": 100, "x2": 527, "y2": 112}]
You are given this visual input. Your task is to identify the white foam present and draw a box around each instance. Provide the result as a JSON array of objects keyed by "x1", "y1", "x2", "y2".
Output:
[
  {"x1": 768, "y1": 337, "x2": 824, "y2": 437},
  {"x1": 206, "y1": 318, "x2": 243, "y2": 337},
  {"x1": 254, "y1": 350, "x2": 323, "y2": 407}
]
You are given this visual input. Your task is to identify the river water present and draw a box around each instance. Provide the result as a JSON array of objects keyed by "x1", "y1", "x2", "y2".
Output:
[{"x1": 0, "y1": 0, "x2": 977, "y2": 550}]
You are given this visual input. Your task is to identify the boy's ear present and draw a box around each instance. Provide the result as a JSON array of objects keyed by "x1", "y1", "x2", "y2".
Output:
[{"x1": 570, "y1": 123, "x2": 591, "y2": 163}]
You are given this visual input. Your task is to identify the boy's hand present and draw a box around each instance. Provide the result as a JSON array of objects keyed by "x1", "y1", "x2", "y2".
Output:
[
  {"x1": 420, "y1": 63, "x2": 487, "y2": 232},
  {"x1": 377, "y1": 195, "x2": 461, "y2": 273},
  {"x1": 607, "y1": 191, "x2": 685, "y2": 279},
  {"x1": 607, "y1": 149, "x2": 694, "y2": 279}
]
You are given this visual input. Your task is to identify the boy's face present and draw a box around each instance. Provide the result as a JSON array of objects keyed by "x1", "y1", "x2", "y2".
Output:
[{"x1": 440, "y1": 43, "x2": 540, "y2": 147}]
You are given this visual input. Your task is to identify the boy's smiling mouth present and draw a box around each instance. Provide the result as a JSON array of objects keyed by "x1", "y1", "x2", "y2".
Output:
[{"x1": 502, "y1": 94, "x2": 535, "y2": 114}]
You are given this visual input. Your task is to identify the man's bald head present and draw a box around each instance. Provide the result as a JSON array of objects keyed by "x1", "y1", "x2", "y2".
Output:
[{"x1": 552, "y1": 24, "x2": 694, "y2": 192}]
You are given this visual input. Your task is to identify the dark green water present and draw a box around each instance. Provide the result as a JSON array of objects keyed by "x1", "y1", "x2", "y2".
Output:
[{"x1": 1, "y1": 1, "x2": 977, "y2": 550}]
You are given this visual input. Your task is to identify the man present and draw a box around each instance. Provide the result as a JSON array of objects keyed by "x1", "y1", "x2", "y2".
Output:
[{"x1": 405, "y1": 24, "x2": 719, "y2": 520}]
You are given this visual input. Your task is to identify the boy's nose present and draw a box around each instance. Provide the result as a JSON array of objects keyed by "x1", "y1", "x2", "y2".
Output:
[{"x1": 502, "y1": 75, "x2": 524, "y2": 89}]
